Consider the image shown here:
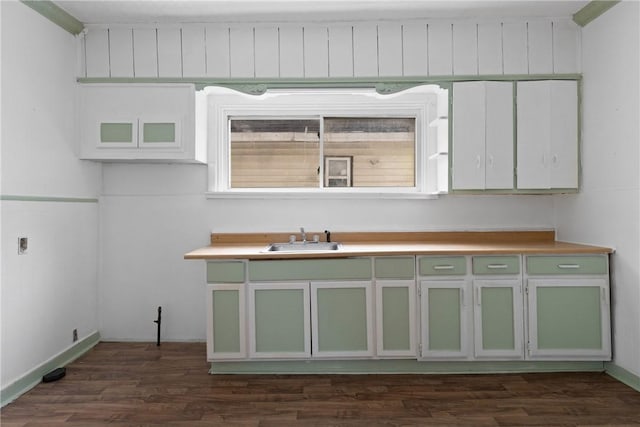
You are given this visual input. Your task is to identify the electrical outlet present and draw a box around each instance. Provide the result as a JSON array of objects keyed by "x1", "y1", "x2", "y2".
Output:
[
  {"x1": 72, "y1": 329, "x2": 78, "y2": 342},
  {"x1": 18, "y1": 237, "x2": 28, "y2": 255}
]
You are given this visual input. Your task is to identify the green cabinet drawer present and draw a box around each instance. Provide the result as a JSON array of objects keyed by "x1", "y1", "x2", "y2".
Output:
[
  {"x1": 419, "y1": 256, "x2": 466, "y2": 276},
  {"x1": 374, "y1": 257, "x2": 415, "y2": 279},
  {"x1": 473, "y1": 256, "x2": 520, "y2": 275},
  {"x1": 527, "y1": 256, "x2": 608, "y2": 275},
  {"x1": 207, "y1": 261, "x2": 246, "y2": 283},
  {"x1": 249, "y1": 258, "x2": 372, "y2": 281}
]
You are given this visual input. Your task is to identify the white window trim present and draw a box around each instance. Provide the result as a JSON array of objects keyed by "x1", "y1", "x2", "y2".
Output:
[{"x1": 203, "y1": 85, "x2": 443, "y2": 199}]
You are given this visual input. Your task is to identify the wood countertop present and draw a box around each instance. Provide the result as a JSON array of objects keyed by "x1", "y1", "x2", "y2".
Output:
[{"x1": 184, "y1": 231, "x2": 613, "y2": 260}]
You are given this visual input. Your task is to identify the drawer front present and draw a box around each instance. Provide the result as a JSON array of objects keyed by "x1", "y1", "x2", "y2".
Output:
[
  {"x1": 207, "y1": 261, "x2": 246, "y2": 283},
  {"x1": 473, "y1": 256, "x2": 520, "y2": 275},
  {"x1": 418, "y1": 256, "x2": 466, "y2": 276},
  {"x1": 375, "y1": 257, "x2": 415, "y2": 279},
  {"x1": 249, "y1": 258, "x2": 372, "y2": 281},
  {"x1": 527, "y1": 255, "x2": 608, "y2": 275}
]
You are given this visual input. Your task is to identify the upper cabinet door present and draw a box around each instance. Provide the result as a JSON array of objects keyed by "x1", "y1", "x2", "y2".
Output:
[
  {"x1": 549, "y1": 81, "x2": 579, "y2": 189},
  {"x1": 452, "y1": 82, "x2": 486, "y2": 190},
  {"x1": 484, "y1": 82, "x2": 514, "y2": 189},
  {"x1": 452, "y1": 81, "x2": 513, "y2": 190},
  {"x1": 517, "y1": 80, "x2": 578, "y2": 190}
]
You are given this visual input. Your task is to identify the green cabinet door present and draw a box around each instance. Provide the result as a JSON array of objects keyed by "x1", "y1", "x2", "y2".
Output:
[
  {"x1": 473, "y1": 279, "x2": 524, "y2": 359},
  {"x1": 527, "y1": 278, "x2": 610, "y2": 360},
  {"x1": 311, "y1": 281, "x2": 374, "y2": 358},
  {"x1": 248, "y1": 283, "x2": 310, "y2": 359},
  {"x1": 420, "y1": 280, "x2": 471, "y2": 359},
  {"x1": 206, "y1": 284, "x2": 245, "y2": 360},
  {"x1": 376, "y1": 280, "x2": 416, "y2": 357}
]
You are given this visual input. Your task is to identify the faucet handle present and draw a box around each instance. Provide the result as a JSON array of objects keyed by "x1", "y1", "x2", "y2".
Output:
[{"x1": 289, "y1": 235, "x2": 296, "y2": 243}]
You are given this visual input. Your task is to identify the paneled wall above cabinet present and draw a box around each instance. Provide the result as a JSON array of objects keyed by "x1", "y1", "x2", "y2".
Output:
[{"x1": 80, "y1": 19, "x2": 580, "y2": 79}]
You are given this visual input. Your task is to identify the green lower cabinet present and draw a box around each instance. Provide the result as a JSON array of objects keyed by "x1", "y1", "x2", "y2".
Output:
[
  {"x1": 527, "y1": 278, "x2": 611, "y2": 360},
  {"x1": 473, "y1": 279, "x2": 524, "y2": 359},
  {"x1": 207, "y1": 284, "x2": 246, "y2": 360},
  {"x1": 311, "y1": 281, "x2": 374, "y2": 358},
  {"x1": 375, "y1": 281, "x2": 417, "y2": 357},
  {"x1": 420, "y1": 280, "x2": 471, "y2": 359},
  {"x1": 248, "y1": 283, "x2": 311, "y2": 359}
]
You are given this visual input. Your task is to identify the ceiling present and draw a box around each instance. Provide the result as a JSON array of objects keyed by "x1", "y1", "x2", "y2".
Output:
[{"x1": 54, "y1": 1, "x2": 590, "y2": 25}]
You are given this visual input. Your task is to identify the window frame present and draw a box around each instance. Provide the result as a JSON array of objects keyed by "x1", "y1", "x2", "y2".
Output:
[{"x1": 205, "y1": 86, "x2": 441, "y2": 199}]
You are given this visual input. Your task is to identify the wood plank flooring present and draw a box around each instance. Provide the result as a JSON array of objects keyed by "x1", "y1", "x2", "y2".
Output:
[{"x1": 2, "y1": 342, "x2": 639, "y2": 426}]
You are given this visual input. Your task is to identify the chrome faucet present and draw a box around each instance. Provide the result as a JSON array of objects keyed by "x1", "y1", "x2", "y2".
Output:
[{"x1": 300, "y1": 227, "x2": 307, "y2": 243}]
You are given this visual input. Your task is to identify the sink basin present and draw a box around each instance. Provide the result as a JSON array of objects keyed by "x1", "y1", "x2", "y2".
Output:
[{"x1": 264, "y1": 242, "x2": 341, "y2": 252}]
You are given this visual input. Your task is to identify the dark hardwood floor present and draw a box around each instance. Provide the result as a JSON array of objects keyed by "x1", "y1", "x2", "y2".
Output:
[{"x1": 2, "y1": 342, "x2": 639, "y2": 426}]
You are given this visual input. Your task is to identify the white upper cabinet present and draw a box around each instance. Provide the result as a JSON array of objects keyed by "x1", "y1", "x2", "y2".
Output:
[
  {"x1": 78, "y1": 84, "x2": 206, "y2": 163},
  {"x1": 452, "y1": 81, "x2": 514, "y2": 190},
  {"x1": 516, "y1": 80, "x2": 578, "y2": 190}
]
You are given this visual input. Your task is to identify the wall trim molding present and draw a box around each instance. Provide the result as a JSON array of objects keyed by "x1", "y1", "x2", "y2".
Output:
[
  {"x1": 605, "y1": 362, "x2": 640, "y2": 392},
  {"x1": 20, "y1": 0, "x2": 84, "y2": 35},
  {"x1": 0, "y1": 195, "x2": 99, "y2": 203},
  {"x1": 1, "y1": 331, "x2": 101, "y2": 407},
  {"x1": 573, "y1": 1, "x2": 620, "y2": 27},
  {"x1": 77, "y1": 74, "x2": 583, "y2": 94}
]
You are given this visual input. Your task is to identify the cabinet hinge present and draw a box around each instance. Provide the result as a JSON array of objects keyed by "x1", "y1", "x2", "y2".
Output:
[
  {"x1": 417, "y1": 286, "x2": 421, "y2": 297},
  {"x1": 418, "y1": 344, "x2": 423, "y2": 355}
]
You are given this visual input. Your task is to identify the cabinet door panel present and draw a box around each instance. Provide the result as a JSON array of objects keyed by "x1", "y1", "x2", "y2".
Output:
[
  {"x1": 527, "y1": 278, "x2": 610, "y2": 360},
  {"x1": 474, "y1": 279, "x2": 524, "y2": 359},
  {"x1": 484, "y1": 82, "x2": 514, "y2": 189},
  {"x1": 311, "y1": 282, "x2": 373, "y2": 357},
  {"x1": 452, "y1": 82, "x2": 485, "y2": 190},
  {"x1": 207, "y1": 284, "x2": 246, "y2": 360},
  {"x1": 249, "y1": 283, "x2": 310, "y2": 358},
  {"x1": 376, "y1": 281, "x2": 416, "y2": 357},
  {"x1": 550, "y1": 81, "x2": 578, "y2": 188},
  {"x1": 517, "y1": 81, "x2": 551, "y2": 189},
  {"x1": 420, "y1": 280, "x2": 470, "y2": 359}
]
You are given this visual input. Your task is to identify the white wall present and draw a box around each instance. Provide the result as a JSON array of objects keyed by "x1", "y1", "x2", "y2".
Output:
[
  {"x1": 0, "y1": 1, "x2": 101, "y2": 389},
  {"x1": 554, "y1": 1, "x2": 640, "y2": 377},
  {"x1": 99, "y1": 163, "x2": 555, "y2": 340}
]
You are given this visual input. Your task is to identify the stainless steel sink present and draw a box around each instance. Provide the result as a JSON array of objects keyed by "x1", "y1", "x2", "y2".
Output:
[{"x1": 264, "y1": 242, "x2": 341, "y2": 252}]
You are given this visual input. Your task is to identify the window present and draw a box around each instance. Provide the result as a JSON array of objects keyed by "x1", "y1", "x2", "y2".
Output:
[{"x1": 205, "y1": 85, "x2": 448, "y2": 198}]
